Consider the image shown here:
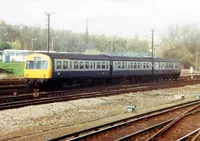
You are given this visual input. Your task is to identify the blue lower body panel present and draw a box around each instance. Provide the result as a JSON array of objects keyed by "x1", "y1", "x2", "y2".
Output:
[
  {"x1": 52, "y1": 71, "x2": 110, "y2": 79},
  {"x1": 112, "y1": 70, "x2": 152, "y2": 77}
]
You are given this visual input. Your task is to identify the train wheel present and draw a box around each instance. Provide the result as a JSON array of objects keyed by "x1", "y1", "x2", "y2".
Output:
[
  {"x1": 33, "y1": 82, "x2": 40, "y2": 97},
  {"x1": 128, "y1": 77, "x2": 133, "y2": 83},
  {"x1": 27, "y1": 80, "x2": 33, "y2": 93},
  {"x1": 106, "y1": 79, "x2": 112, "y2": 85},
  {"x1": 33, "y1": 89, "x2": 39, "y2": 98}
]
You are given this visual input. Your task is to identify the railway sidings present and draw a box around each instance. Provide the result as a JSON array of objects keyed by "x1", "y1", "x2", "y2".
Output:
[
  {"x1": 49, "y1": 100, "x2": 200, "y2": 141},
  {"x1": 0, "y1": 78, "x2": 27, "y2": 95},
  {"x1": 1, "y1": 77, "x2": 200, "y2": 110},
  {"x1": 1, "y1": 83, "x2": 200, "y2": 140},
  {"x1": 0, "y1": 75, "x2": 200, "y2": 140}
]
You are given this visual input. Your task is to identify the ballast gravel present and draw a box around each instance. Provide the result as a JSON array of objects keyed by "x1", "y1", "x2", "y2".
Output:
[{"x1": 0, "y1": 84, "x2": 200, "y2": 140}]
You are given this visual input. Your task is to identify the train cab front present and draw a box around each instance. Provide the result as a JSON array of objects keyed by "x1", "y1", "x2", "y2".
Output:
[{"x1": 24, "y1": 53, "x2": 52, "y2": 90}]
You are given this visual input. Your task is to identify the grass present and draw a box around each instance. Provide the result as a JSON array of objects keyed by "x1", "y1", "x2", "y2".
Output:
[{"x1": 0, "y1": 62, "x2": 24, "y2": 77}]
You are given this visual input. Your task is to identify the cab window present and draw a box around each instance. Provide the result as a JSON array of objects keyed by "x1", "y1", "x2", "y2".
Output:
[
  {"x1": 26, "y1": 61, "x2": 34, "y2": 69},
  {"x1": 26, "y1": 60, "x2": 48, "y2": 69},
  {"x1": 41, "y1": 61, "x2": 48, "y2": 69}
]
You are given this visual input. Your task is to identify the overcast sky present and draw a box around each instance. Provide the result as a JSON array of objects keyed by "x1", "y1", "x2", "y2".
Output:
[{"x1": 0, "y1": 0, "x2": 199, "y2": 39}]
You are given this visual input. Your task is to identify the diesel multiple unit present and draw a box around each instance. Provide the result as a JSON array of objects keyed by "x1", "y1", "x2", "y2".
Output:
[{"x1": 24, "y1": 53, "x2": 181, "y2": 89}]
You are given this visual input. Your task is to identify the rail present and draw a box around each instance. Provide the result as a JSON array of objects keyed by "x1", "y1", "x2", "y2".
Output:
[{"x1": 48, "y1": 100, "x2": 200, "y2": 140}]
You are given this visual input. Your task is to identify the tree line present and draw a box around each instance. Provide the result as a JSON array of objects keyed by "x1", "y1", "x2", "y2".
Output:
[
  {"x1": 0, "y1": 20, "x2": 199, "y2": 69},
  {"x1": 0, "y1": 20, "x2": 149, "y2": 54}
]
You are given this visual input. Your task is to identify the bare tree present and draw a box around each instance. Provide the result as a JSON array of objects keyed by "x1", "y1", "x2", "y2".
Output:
[{"x1": 161, "y1": 24, "x2": 200, "y2": 68}]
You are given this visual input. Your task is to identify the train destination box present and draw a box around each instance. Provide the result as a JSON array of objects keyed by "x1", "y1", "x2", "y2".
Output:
[{"x1": 126, "y1": 105, "x2": 136, "y2": 112}]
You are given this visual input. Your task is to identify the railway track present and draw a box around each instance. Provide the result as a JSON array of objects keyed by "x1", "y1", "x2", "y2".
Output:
[
  {"x1": 0, "y1": 78, "x2": 24, "y2": 85},
  {"x1": 0, "y1": 75, "x2": 197, "y2": 96},
  {"x1": 48, "y1": 99, "x2": 200, "y2": 141},
  {"x1": 0, "y1": 78, "x2": 26, "y2": 95},
  {"x1": 1, "y1": 78, "x2": 200, "y2": 110}
]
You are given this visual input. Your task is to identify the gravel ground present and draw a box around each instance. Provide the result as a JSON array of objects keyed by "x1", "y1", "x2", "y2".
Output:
[
  {"x1": 0, "y1": 74, "x2": 12, "y2": 79},
  {"x1": 0, "y1": 84, "x2": 200, "y2": 141}
]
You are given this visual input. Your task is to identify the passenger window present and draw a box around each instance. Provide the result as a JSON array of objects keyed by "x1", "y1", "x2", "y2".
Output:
[
  {"x1": 134, "y1": 62, "x2": 137, "y2": 68},
  {"x1": 162, "y1": 63, "x2": 164, "y2": 69},
  {"x1": 138, "y1": 63, "x2": 141, "y2": 68},
  {"x1": 102, "y1": 62, "x2": 105, "y2": 69},
  {"x1": 56, "y1": 61, "x2": 62, "y2": 69},
  {"x1": 147, "y1": 63, "x2": 149, "y2": 68},
  {"x1": 63, "y1": 61, "x2": 68, "y2": 69},
  {"x1": 122, "y1": 62, "x2": 125, "y2": 69},
  {"x1": 85, "y1": 62, "x2": 89, "y2": 69},
  {"x1": 118, "y1": 62, "x2": 121, "y2": 69},
  {"x1": 80, "y1": 61, "x2": 84, "y2": 69},
  {"x1": 97, "y1": 62, "x2": 101, "y2": 69},
  {"x1": 130, "y1": 62, "x2": 133, "y2": 69},
  {"x1": 106, "y1": 62, "x2": 109, "y2": 69},
  {"x1": 74, "y1": 61, "x2": 78, "y2": 69},
  {"x1": 157, "y1": 63, "x2": 158, "y2": 68},
  {"x1": 90, "y1": 62, "x2": 93, "y2": 69}
]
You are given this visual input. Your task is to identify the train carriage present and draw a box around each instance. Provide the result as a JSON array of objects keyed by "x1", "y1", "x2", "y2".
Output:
[
  {"x1": 153, "y1": 58, "x2": 180, "y2": 79},
  {"x1": 51, "y1": 53, "x2": 110, "y2": 79},
  {"x1": 24, "y1": 53, "x2": 111, "y2": 88},
  {"x1": 109, "y1": 56, "x2": 152, "y2": 77}
]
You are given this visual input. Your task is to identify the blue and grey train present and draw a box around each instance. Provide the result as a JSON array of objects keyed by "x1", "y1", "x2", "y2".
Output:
[{"x1": 24, "y1": 52, "x2": 181, "y2": 88}]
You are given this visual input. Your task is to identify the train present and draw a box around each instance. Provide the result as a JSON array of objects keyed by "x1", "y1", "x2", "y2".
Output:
[{"x1": 24, "y1": 52, "x2": 181, "y2": 89}]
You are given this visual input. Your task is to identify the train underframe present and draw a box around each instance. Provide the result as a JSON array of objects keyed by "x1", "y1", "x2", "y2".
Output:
[{"x1": 25, "y1": 73, "x2": 180, "y2": 92}]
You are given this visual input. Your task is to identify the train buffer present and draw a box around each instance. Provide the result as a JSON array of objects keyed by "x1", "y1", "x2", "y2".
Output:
[{"x1": 126, "y1": 105, "x2": 136, "y2": 112}]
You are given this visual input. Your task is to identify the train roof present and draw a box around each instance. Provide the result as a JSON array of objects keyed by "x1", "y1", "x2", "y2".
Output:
[
  {"x1": 37, "y1": 52, "x2": 110, "y2": 60},
  {"x1": 153, "y1": 57, "x2": 179, "y2": 62},
  {"x1": 31, "y1": 52, "x2": 179, "y2": 62}
]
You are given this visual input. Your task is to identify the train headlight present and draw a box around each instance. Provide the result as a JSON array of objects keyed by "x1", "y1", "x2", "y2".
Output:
[
  {"x1": 43, "y1": 74, "x2": 46, "y2": 78},
  {"x1": 26, "y1": 74, "x2": 28, "y2": 76}
]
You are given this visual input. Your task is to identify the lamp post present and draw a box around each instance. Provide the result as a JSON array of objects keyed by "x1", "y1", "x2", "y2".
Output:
[
  {"x1": 52, "y1": 36, "x2": 58, "y2": 51},
  {"x1": 196, "y1": 52, "x2": 199, "y2": 70},
  {"x1": 45, "y1": 12, "x2": 55, "y2": 52},
  {"x1": 151, "y1": 29, "x2": 154, "y2": 79},
  {"x1": 31, "y1": 38, "x2": 37, "y2": 50}
]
